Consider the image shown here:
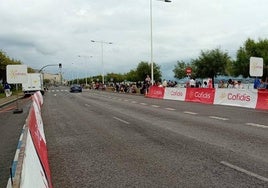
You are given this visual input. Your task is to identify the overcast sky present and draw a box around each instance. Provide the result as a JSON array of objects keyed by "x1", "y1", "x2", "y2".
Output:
[{"x1": 1, "y1": 0, "x2": 268, "y2": 80}]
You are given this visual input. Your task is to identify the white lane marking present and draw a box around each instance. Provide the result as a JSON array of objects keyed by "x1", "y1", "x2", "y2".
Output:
[
  {"x1": 85, "y1": 104, "x2": 90, "y2": 107},
  {"x1": 140, "y1": 103, "x2": 147, "y2": 105},
  {"x1": 113, "y1": 116, "x2": 130, "y2": 125},
  {"x1": 131, "y1": 101, "x2": 137, "y2": 104},
  {"x1": 183, "y1": 111, "x2": 198, "y2": 115},
  {"x1": 246, "y1": 123, "x2": 268, "y2": 129},
  {"x1": 124, "y1": 99, "x2": 129, "y2": 102},
  {"x1": 209, "y1": 116, "x2": 229, "y2": 121},
  {"x1": 165, "y1": 107, "x2": 176, "y2": 111},
  {"x1": 151, "y1": 105, "x2": 160, "y2": 108},
  {"x1": 220, "y1": 161, "x2": 268, "y2": 183}
]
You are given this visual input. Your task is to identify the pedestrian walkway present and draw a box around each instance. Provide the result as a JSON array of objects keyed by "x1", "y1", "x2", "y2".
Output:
[{"x1": 0, "y1": 93, "x2": 24, "y2": 107}]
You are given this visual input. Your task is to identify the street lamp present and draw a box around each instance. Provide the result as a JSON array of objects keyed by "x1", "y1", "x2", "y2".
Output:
[
  {"x1": 91, "y1": 40, "x2": 113, "y2": 85},
  {"x1": 78, "y1": 55, "x2": 93, "y2": 86},
  {"x1": 150, "y1": 0, "x2": 171, "y2": 85},
  {"x1": 71, "y1": 62, "x2": 79, "y2": 84}
]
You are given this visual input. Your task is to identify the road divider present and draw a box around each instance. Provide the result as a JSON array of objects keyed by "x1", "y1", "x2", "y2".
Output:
[{"x1": 7, "y1": 91, "x2": 52, "y2": 188}]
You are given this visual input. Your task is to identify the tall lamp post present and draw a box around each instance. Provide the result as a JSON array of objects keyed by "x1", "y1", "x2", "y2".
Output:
[
  {"x1": 150, "y1": 0, "x2": 171, "y2": 85},
  {"x1": 78, "y1": 55, "x2": 93, "y2": 86},
  {"x1": 91, "y1": 40, "x2": 113, "y2": 85}
]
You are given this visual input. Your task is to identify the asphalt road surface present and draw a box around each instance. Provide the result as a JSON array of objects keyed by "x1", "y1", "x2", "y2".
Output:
[
  {"x1": 43, "y1": 87, "x2": 268, "y2": 188},
  {"x1": 0, "y1": 97, "x2": 31, "y2": 188}
]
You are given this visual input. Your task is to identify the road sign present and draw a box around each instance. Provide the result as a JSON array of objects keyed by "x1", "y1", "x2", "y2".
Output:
[
  {"x1": 6, "y1": 65, "x2": 28, "y2": 84},
  {"x1": 186, "y1": 67, "x2": 192, "y2": 75},
  {"x1": 250, "y1": 57, "x2": 263, "y2": 77}
]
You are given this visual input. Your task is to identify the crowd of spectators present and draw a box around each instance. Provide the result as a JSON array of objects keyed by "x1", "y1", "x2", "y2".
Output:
[
  {"x1": 218, "y1": 78, "x2": 268, "y2": 89},
  {"x1": 88, "y1": 76, "x2": 268, "y2": 95},
  {"x1": 218, "y1": 79, "x2": 245, "y2": 89}
]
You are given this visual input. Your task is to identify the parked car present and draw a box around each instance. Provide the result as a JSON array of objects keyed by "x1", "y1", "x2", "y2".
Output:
[{"x1": 70, "y1": 84, "x2": 82, "y2": 92}]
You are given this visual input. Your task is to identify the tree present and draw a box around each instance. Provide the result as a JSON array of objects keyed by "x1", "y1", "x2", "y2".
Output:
[
  {"x1": 193, "y1": 48, "x2": 231, "y2": 87},
  {"x1": 0, "y1": 51, "x2": 23, "y2": 82},
  {"x1": 234, "y1": 38, "x2": 268, "y2": 79},
  {"x1": 136, "y1": 61, "x2": 162, "y2": 82},
  {"x1": 106, "y1": 73, "x2": 125, "y2": 82},
  {"x1": 173, "y1": 60, "x2": 192, "y2": 79},
  {"x1": 125, "y1": 69, "x2": 138, "y2": 82}
]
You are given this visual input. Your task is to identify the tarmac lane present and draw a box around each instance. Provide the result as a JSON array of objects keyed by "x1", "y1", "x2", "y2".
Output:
[
  {"x1": 0, "y1": 96, "x2": 32, "y2": 188},
  {"x1": 44, "y1": 89, "x2": 268, "y2": 187}
]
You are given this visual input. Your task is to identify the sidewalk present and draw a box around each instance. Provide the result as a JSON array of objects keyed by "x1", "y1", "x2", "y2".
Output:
[{"x1": 0, "y1": 93, "x2": 24, "y2": 107}]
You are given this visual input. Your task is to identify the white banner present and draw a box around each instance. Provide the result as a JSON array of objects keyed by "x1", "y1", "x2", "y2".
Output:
[
  {"x1": 250, "y1": 57, "x2": 263, "y2": 77},
  {"x1": 214, "y1": 89, "x2": 258, "y2": 109},
  {"x1": 164, "y1": 87, "x2": 186, "y2": 101},
  {"x1": 6, "y1": 65, "x2": 28, "y2": 84}
]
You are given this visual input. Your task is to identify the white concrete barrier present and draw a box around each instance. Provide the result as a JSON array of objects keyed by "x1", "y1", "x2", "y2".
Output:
[{"x1": 7, "y1": 91, "x2": 52, "y2": 188}]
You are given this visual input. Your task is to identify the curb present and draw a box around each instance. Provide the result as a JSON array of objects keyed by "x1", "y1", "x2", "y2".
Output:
[
  {"x1": 0, "y1": 96, "x2": 24, "y2": 108},
  {"x1": 6, "y1": 124, "x2": 28, "y2": 188}
]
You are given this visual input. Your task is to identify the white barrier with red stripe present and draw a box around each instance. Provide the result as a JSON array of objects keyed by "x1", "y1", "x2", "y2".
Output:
[
  {"x1": 20, "y1": 129, "x2": 49, "y2": 188},
  {"x1": 164, "y1": 87, "x2": 186, "y2": 101},
  {"x1": 147, "y1": 86, "x2": 268, "y2": 110},
  {"x1": 21, "y1": 91, "x2": 52, "y2": 188},
  {"x1": 214, "y1": 89, "x2": 257, "y2": 108},
  {"x1": 8, "y1": 91, "x2": 53, "y2": 188}
]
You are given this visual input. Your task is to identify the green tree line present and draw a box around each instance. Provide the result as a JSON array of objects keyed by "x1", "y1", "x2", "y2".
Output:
[{"x1": 173, "y1": 38, "x2": 268, "y2": 87}]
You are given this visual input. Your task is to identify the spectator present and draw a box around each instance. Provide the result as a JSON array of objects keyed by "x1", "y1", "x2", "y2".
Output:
[
  {"x1": 144, "y1": 75, "x2": 151, "y2": 94},
  {"x1": 189, "y1": 77, "x2": 196, "y2": 88},
  {"x1": 259, "y1": 79, "x2": 267, "y2": 89},
  {"x1": 237, "y1": 80, "x2": 244, "y2": 89},
  {"x1": 145, "y1": 75, "x2": 151, "y2": 84},
  {"x1": 254, "y1": 78, "x2": 261, "y2": 89},
  {"x1": 196, "y1": 80, "x2": 202, "y2": 88},
  {"x1": 233, "y1": 80, "x2": 239, "y2": 89},
  {"x1": 227, "y1": 79, "x2": 234, "y2": 88},
  {"x1": 162, "y1": 79, "x2": 167, "y2": 87},
  {"x1": 203, "y1": 81, "x2": 208, "y2": 88},
  {"x1": 4, "y1": 82, "x2": 12, "y2": 97},
  {"x1": 218, "y1": 80, "x2": 225, "y2": 88}
]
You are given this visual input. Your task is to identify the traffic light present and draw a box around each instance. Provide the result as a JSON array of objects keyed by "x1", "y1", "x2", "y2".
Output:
[{"x1": 59, "y1": 63, "x2": 62, "y2": 68}]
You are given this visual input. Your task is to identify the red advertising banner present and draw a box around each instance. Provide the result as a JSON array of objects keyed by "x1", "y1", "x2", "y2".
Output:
[
  {"x1": 147, "y1": 86, "x2": 165, "y2": 99},
  {"x1": 28, "y1": 106, "x2": 52, "y2": 188},
  {"x1": 256, "y1": 89, "x2": 268, "y2": 110},
  {"x1": 185, "y1": 88, "x2": 215, "y2": 104}
]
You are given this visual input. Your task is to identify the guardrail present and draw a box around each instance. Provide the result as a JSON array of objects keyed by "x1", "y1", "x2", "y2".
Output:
[{"x1": 7, "y1": 91, "x2": 52, "y2": 188}]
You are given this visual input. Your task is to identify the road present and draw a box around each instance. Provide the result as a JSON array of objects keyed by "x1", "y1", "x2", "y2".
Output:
[
  {"x1": 0, "y1": 97, "x2": 31, "y2": 188},
  {"x1": 43, "y1": 87, "x2": 268, "y2": 188}
]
